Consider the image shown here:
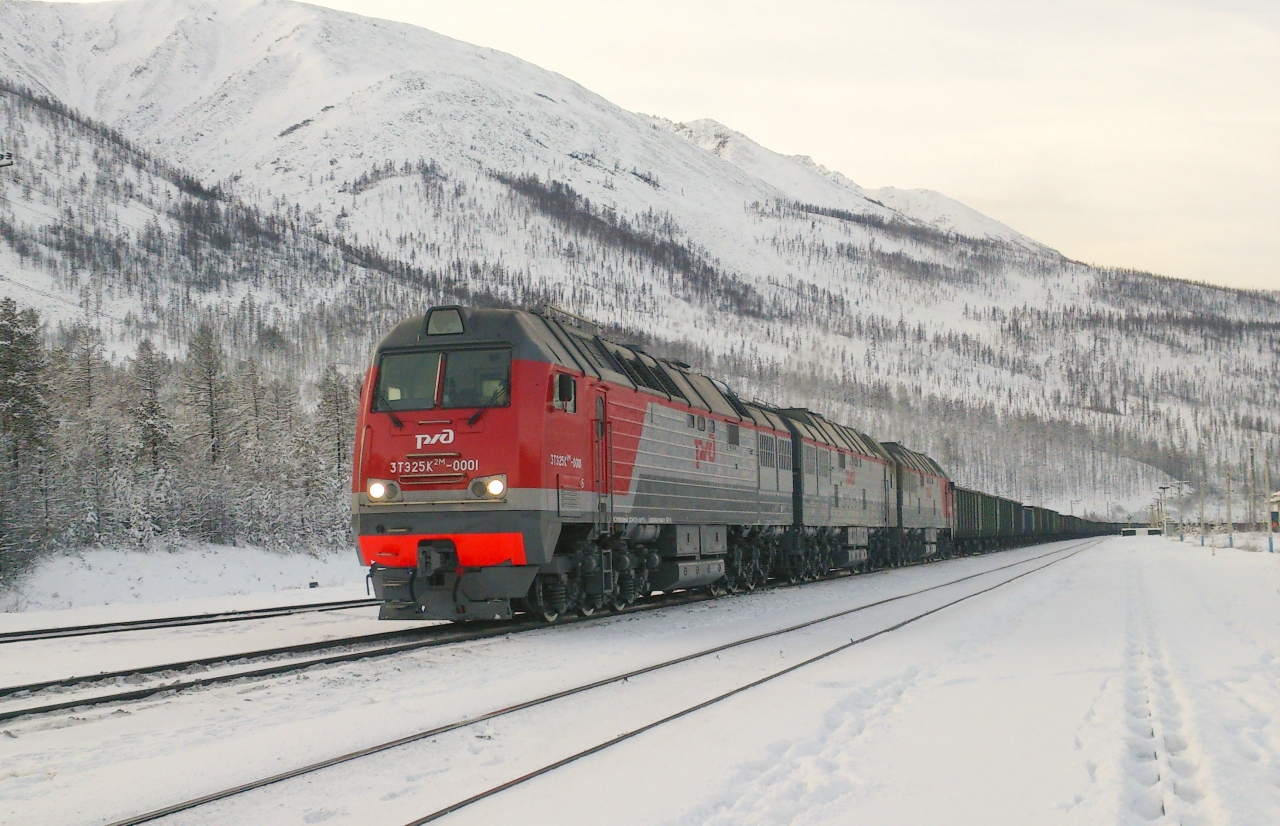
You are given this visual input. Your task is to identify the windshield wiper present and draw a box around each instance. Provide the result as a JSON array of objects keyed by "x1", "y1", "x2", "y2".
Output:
[
  {"x1": 467, "y1": 385, "x2": 510, "y2": 426},
  {"x1": 375, "y1": 389, "x2": 404, "y2": 428}
]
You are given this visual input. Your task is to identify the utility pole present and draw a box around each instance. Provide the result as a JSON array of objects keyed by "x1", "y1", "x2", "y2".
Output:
[
  {"x1": 1249, "y1": 447, "x2": 1257, "y2": 533},
  {"x1": 1199, "y1": 481, "x2": 1205, "y2": 545},
  {"x1": 1268, "y1": 441, "x2": 1275, "y2": 553},
  {"x1": 1172, "y1": 480, "x2": 1188, "y2": 541},
  {"x1": 1227, "y1": 466, "x2": 1233, "y2": 549},
  {"x1": 1200, "y1": 452, "x2": 1207, "y2": 547}
]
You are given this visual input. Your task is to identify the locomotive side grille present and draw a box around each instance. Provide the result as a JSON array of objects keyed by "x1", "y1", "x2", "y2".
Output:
[
  {"x1": 568, "y1": 332, "x2": 622, "y2": 376},
  {"x1": 637, "y1": 353, "x2": 688, "y2": 401}
]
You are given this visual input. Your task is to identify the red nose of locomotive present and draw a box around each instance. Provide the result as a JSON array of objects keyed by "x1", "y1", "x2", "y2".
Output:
[
  {"x1": 355, "y1": 405, "x2": 524, "y2": 569},
  {"x1": 351, "y1": 308, "x2": 564, "y2": 621}
]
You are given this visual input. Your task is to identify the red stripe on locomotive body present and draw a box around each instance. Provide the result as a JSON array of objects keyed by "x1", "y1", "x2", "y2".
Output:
[
  {"x1": 351, "y1": 365, "x2": 378, "y2": 494},
  {"x1": 359, "y1": 532, "x2": 526, "y2": 568}
]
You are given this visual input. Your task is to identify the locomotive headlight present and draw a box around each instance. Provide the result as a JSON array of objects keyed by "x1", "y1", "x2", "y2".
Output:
[
  {"x1": 367, "y1": 480, "x2": 401, "y2": 503},
  {"x1": 469, "y1": 475, "x2": 508, "y2": 499}
]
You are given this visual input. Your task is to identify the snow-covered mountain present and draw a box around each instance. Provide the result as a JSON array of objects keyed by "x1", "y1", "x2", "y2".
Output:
[
  {"x1": 0, "y1": 0, "x2": 1276, "y2": 517},
  {"x1": 654, "y1": 117, "x2": 1047, "y2": 251}
]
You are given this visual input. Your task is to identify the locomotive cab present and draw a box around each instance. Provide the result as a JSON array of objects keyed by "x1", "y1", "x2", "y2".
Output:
[{"x1": 353, "y1": 307, "x2": 586, "y2": 620}]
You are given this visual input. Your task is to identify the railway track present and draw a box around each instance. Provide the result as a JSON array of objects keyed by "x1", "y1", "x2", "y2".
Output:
[
  {"x1": 0, "y1": 597, "x2": 381, "y2": 644},
  {"x1": 0, "y1": 591, "x2": 714, "y2": 722},
  {"x1": 408, "y1": 541, "x2": 1097, "y2": 825},
  {"x1": 96, "y1": 539, "x2": 1099, "y2": 826}
]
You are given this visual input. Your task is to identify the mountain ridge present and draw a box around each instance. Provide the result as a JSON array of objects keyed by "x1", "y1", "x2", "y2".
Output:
[
  {"x1": 0, "y1": 0, "x2": 1050, "y2": 255},
  {"x1": 0, "y1": 0, "x2": 1276, "y2": 521}
]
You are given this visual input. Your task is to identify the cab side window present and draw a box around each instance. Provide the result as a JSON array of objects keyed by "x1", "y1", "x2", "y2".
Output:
[{"x1": 553, "y1": 373, "x2": 577, "y2": 413}]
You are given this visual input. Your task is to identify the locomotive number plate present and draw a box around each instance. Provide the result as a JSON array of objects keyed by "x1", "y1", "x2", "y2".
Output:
[{"x1": 391, "y1": 458, "x2": 478, "y2": 474}]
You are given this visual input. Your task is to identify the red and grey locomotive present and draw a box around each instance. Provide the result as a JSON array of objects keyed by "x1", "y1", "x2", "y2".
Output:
[{"x1": 351, "y1": 305, "x2": 959, "y2": 621}]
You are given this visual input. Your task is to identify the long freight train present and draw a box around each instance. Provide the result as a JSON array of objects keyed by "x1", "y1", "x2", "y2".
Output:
[{"x1": 352, "y1": 306, "x2": 1118, "y2": 621}]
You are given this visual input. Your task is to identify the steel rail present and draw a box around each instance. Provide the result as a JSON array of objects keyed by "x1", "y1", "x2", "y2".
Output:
[
  {"x1": 0, "y1": 543, "x2": 1046, "y2": 712},
  {"x1": 95, "y1": 539, "x2": 1098, "y2": 826},
  {"x1": 4, "y1": 552, "x2": 939, "y2": 707},
  {"x1": 0, "y1": 592, "x2": 716, "y2": 718},
  {"x1": 0, "y1": 598, "x2": 381, "y2": 644},
  {"x1": 0, "y1": 624, "x2": 458, "y2": 700}
]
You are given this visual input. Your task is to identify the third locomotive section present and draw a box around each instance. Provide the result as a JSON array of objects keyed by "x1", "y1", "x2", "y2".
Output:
[{"x1": 352, "y1": 305, "x2": 1113, "y2": 623}]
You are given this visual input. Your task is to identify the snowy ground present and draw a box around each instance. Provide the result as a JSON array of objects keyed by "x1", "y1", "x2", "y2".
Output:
[
  {"x1": 1163, "y1": 530, "x2": 1279, "y2": 554},
  {"x1": 0, "y1": 543, "x2": 368, "y2": 617},
  {"x1": 2, "y1": 536, "x2": 1279, "y2": 826}
]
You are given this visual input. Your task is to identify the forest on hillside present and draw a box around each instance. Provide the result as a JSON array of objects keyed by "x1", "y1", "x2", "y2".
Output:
[{"x1": 0, "y1": 297, "x2": 357, "y2": 579}]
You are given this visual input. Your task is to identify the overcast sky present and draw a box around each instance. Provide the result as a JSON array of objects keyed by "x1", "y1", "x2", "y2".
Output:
[{"x1": 291, "y1": 0, "x2": 1274, "y2": 292}]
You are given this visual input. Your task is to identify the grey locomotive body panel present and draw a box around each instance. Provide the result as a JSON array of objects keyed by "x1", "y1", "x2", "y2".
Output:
[{"x1": 610, "y1": 399, "x2": 792, "y2": 527}]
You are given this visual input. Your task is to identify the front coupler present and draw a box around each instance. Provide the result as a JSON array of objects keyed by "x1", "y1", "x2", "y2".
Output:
[{"x1": 369, "y1": 543, "x2": 539, "y2": 621}]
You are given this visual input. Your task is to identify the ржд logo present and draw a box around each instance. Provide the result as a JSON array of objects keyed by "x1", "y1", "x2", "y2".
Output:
[{"x1": 415, "y1": 429, "x2": 456, "y2": 449}]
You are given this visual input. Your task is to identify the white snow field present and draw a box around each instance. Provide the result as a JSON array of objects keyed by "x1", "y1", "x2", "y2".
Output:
[
  {"x1": 0, "y1": 544, "x2": 368, "y2": 615},
  {"x1": 2, "y1": 536, "x2": 1279, "y2": 826},
  {"x1": 1167, "y1": 531, "x2": 1279, "y2": 554}
]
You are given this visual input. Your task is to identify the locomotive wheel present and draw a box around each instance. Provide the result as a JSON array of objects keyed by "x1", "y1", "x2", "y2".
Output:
[
  {"x1": 538, "y1": 608, "x2": 560, "y2": 623},
  {"x1": 578, "y1": 601, "x2": 598, "y2": 617}
]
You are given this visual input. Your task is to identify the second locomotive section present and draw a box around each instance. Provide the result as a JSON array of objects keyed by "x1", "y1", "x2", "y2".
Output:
[{"x1": 353, "y1": 307, "x2": 951, "y2": 621}]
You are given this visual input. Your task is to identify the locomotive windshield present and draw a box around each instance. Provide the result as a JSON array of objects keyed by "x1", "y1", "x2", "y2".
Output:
[
  {"x1": 373, "y1": 348, "x2": 510, "y2": 412},
  {"x1": 441, "y1": 348, "x2": 510, "y2": 408},
  {"x1": 374, "y1": 351, "x2": 441, "y2": 411}
]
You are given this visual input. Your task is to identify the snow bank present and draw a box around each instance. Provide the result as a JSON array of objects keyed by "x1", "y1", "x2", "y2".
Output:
[
  {"x1": 0, "y1": 543, "x2": 367, "y2": 613},
  {"x1": 1164, "y1": 530, "x2": 1279, "y2": 553}
]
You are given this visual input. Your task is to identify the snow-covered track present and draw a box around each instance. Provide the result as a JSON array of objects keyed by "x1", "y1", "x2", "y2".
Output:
[
  {"x1": 97, "y1": 540, "x2": 1099, "y2": 826},
  {"x1": 0, "y1": 598, "x2": 381, "y2": 644},
  {"x1": 0, "y1": 591, "x2": 715, "y2": 723},
  {"x1": 404, "y1": 541, "x2": 1097, "y2": 825},
  {"x1": 0, "y1": 624, "x2": 446, "y2": 703}
]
